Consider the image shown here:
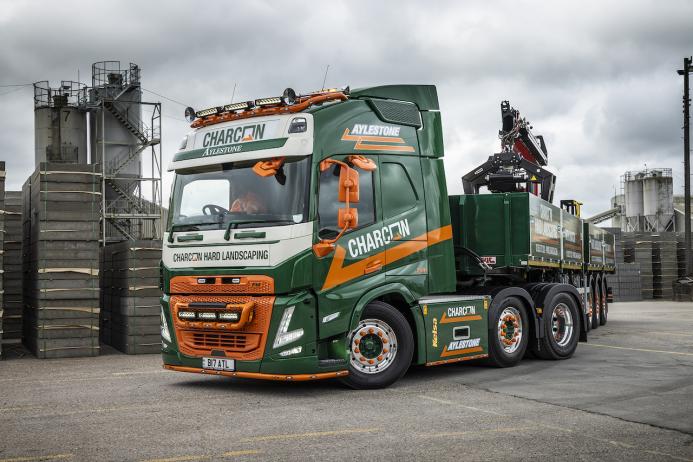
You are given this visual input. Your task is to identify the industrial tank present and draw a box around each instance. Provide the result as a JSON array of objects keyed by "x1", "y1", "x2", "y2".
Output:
[
  {"x1": 642, "y1": 173, "x2": 673, "y2": 217},
  {"x1": 33, "y1": 81, "x2": 88, "y2": 164},
  {"x1": 624, "y1": 177, "x2": 643, "y2": 218}
]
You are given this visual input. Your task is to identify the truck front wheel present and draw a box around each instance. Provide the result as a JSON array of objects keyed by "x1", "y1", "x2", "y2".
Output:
[
  {"x1": 486, "y1": 297, "x2": 529, "y2": 368},
  {"x1": 340, "y1": 301, "x2": 414, "y2": 389}
]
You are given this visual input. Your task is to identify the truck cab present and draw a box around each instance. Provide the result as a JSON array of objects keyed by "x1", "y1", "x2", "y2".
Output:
[{"x1": 161, "y1": 85, "x2": 586, "y2": 388}]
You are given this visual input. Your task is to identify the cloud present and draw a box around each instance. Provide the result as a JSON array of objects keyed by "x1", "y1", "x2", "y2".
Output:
[{"x1": 0, "y1": 0, "x2": 691, "y2": 222}]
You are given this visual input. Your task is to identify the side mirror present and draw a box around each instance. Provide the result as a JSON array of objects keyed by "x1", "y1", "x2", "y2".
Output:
[
  {"x1": 337, "y1": 207, "x2": 358, "y2": 230},
  {"x1": 252, "y1": 157, "x2": 285, "y2": 177},
  {"x1": 338, "y1": 165, "x2": 359, "y2": 203},
  {"x1": 312, "y1": 242, "x2": 335, "y2": 257}
]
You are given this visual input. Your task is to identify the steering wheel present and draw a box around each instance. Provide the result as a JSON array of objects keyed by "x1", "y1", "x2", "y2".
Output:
[{"x1": 202, "y1": 204, "x2": 229, "y2": 216}]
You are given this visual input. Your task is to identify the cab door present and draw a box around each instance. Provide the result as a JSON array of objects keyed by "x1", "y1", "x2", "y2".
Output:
[
  {"x1": 313, "y1": 155, "x2": 384, "y2": 339},
  {"x1": 379, "y1": 155, "x2": 428, "y2": 286}
]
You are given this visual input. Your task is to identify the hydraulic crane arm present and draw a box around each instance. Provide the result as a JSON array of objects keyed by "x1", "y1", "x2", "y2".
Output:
[{"x1": 461, "y1": 101, "x2": 556, "y2": 202}]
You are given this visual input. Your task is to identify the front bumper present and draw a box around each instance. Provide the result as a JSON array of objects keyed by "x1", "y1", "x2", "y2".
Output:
[
  {"x1": 161, "y1": 292, "x2": 348, "y2": 378},
  {"x1": 163, "y1": 364, "x2": 347, "y2": 382}
]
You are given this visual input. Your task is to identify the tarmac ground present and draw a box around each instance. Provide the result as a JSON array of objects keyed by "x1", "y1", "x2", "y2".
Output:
[{"x1": 0, "y1": 300, "x2": 692, "y2": 461}]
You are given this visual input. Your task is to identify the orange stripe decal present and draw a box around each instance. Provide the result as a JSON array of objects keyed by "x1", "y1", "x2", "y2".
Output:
[
  {"x1": 341, "y1": 128, "x2": 416, "y2": 153},
  {"x1": 440, "y1": 313, "x2": 483, "y2": 324},
  {"x1": 321, "y1": 225, "x2": 452, "y2": 291},
  {"x1": 440, "y1": 345, "x2": 484, "y2": 357}
]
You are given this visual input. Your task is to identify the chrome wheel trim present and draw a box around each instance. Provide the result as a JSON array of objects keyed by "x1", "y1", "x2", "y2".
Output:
[
  {"x1": 349, "y1": 318, "x2": 398, "y2": 374},
  {"x1": 551, "y1": 302, "x2": 574, "y2": 347},
  {"x1": 497, "y1": 306, "x2": 523, "y2": 354}
]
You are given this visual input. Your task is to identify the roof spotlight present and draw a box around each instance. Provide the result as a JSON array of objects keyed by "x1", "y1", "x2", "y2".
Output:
[
  {"x1": 282, "y1": 87, "x2": 297, "y2": 105},
  {"x1": 184, "y1": 107, "x2": 196, "y2": 123}
]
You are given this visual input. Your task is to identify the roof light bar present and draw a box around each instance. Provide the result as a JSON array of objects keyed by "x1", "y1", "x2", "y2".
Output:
[
  {"x1": 223, "y1": 102, "x2": 249, "y2": 112},
  {"x1": 195, "y1": 107, "x2": 220, "y2": 118},
  {"x1": 255, "y1": 97, "x2": 282, "y2": 106}
]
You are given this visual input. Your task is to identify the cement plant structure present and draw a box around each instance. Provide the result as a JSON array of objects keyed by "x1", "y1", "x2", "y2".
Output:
[{"x1": 33, "y1": 61, "x2": 162, "y2": 243}]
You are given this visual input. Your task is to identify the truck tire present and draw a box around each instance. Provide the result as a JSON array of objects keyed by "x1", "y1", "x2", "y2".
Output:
[
  {"x1": 486, "y1": 296, "x2": 529, "y2": 368},
  {"x1": 340, "y1": 301, "x2": 414, "y2": 389},
  {"x1": 535, "y1": 292, "x2": 580, "y2": 360},
  {"x1": 591, "y1": 279, "x2": 600, "y2": 329},
  {"x1": 599, "y1": 278, "x2": 608, "y2": 326}
]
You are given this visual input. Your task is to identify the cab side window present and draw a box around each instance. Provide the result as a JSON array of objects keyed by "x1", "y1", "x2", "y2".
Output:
[
  {"x1": 381, "y1": 162, "x2": 418, "y2": 219},
  {"x1": 318, "y1": 162, "x2": 375, "y2": 239}
]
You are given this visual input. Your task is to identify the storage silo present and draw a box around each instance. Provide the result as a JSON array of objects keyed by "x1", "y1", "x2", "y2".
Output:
[
  {"x1": 625, "y1": 172, "x2": 644, "y2": 218},
  {"x1": 642, "y1": 169, "x2": 674, "y2": 231},
  {"x1": 33, "y1": 81, "x2": 88, "y2": 164}
]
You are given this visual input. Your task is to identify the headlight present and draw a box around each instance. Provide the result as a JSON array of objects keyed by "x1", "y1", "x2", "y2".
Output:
[
  {"x1": 272, "y1": 306, "x2": 304, "y2": 348},
  {"x1": 161, "y1": 307, "x2": 172, "y2": 343}
]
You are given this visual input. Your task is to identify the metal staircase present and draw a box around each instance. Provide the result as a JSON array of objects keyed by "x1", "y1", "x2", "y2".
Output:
[{"x1": 92, "y1": 61, "x2": 162, "y2": 243}]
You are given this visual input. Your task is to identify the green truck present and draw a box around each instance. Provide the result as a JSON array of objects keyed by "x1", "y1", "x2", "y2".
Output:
[{"x1": 160, "y1": 85, "x2": 614, "y2": 389}]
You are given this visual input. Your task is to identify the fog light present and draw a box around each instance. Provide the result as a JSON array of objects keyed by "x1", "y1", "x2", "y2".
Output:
[
  {"x1": 178, "y1": 311, "x2": 196, "y2": 320},
  {"x1": 198, "y1": 312, "x2": 217, "y2": 320},
  {"x1": 218, "y1": 312, "x2": 240, "y2": 322},
  {"x1": 279, "y1": 346, "x2": 302, "y2": 357}
]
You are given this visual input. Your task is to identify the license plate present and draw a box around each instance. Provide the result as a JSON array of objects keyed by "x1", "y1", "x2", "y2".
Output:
[{"x1": 202, "y1": 357, "x2": 235, "y2": 372}]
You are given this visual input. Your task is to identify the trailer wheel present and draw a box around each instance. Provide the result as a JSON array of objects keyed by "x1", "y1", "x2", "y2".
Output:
[
  {"x1": 340, "y1": 301, "x2": 414, "y2": 389},
  {"x1": 486, "y1": 296, "x2": 529, "y2": 368},
  {"x1": 591, "y1": 279, "x2": 601, "y2": 329},
  {"x1": 599, "y1": 278, "x2": 608, "y2": 326},
  {"x1": 535, "y1": 292, "x2": 580, "y2": 359}
]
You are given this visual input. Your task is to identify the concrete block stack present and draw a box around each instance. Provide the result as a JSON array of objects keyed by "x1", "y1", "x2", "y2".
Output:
[
  {"x1": 101, "y1": 240, "x2": 162, "y2": 354},
  {"x1": 606, "y1": 262, "x2": 642, "y2": 302},
  {"x1": 0, "y1": 162, "x2": 4, "y2": 357},
  {"x1": 633, "y1": 239, "x2": 654, "y2": 299},
  {"x1": 676, "y1": 235, "x2": 686, "y2": 278},
  {"x1": 22, "y1": 163, "x2": 101, "y2": 358},
  {"x1": 2, "y1": 191, "x2": 23, "y2": 350},
  {"x1": 655, "y1": 237, "x2": 678, "y2": 299}
]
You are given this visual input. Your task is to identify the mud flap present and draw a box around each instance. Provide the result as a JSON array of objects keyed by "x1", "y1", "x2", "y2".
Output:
[{"x1": 419, "y1": 295, "x2": 491, "y2": 366}]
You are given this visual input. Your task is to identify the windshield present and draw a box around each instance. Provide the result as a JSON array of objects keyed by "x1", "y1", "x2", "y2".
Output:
[{"x1": 170, "y1": 156, "x2": 311, "y2": 230}]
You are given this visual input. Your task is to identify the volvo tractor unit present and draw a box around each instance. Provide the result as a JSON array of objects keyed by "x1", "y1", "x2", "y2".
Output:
[{"x1": 161, "y1": 85, "x2": 614, "y2": 389}]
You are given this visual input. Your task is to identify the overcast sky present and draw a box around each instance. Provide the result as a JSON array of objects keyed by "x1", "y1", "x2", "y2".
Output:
[{"x1": 1, "y1": 0, "x2": 691, "y2": 218}]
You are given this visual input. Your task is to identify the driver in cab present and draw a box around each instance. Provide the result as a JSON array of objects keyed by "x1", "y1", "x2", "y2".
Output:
[{"x1": 230, "y1": 191, "x2": 265, "y2": 214}]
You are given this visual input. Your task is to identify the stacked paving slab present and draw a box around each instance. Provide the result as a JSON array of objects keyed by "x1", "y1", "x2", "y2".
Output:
[
  {"x1": 616, "y1": 231, "x2": 686, "y2": 301},
  {"x1": 101, "y1": 240, "x2": 162, "y2": 354},
  {"x1": 606, "y1": 263, "x2": 642, "y2": 302},
  {"x1": 22, "y1": 163, "x2": 101, "y2": 358},
  {"x1": 0, "y1": 162, "x2": 4, "y2": 357},
  {"x1": 2, "y1": 191, "x2": 23, "y2": 350}
]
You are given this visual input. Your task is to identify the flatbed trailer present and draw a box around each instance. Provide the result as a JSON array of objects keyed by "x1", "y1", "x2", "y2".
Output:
[{"x1": 160, "y1": 85, "x2": 614, "y2": 388}]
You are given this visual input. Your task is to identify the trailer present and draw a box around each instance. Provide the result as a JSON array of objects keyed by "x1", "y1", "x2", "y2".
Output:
[{"x1": 160, "y1": 85, "x2": 613, "y2": 388}]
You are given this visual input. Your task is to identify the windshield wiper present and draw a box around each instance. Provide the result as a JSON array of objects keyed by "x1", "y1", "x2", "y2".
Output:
[{"x1": 223, "y1": 219, "x2": 294, "y2": 240}]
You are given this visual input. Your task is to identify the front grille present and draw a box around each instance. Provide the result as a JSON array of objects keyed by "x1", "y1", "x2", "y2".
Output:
[
  {"x1": 171, "y1": 294, "x2": 274, "y2": 361},
  {"x1": 181, "y1": 330, "x2": 260, "y2": 353}
]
